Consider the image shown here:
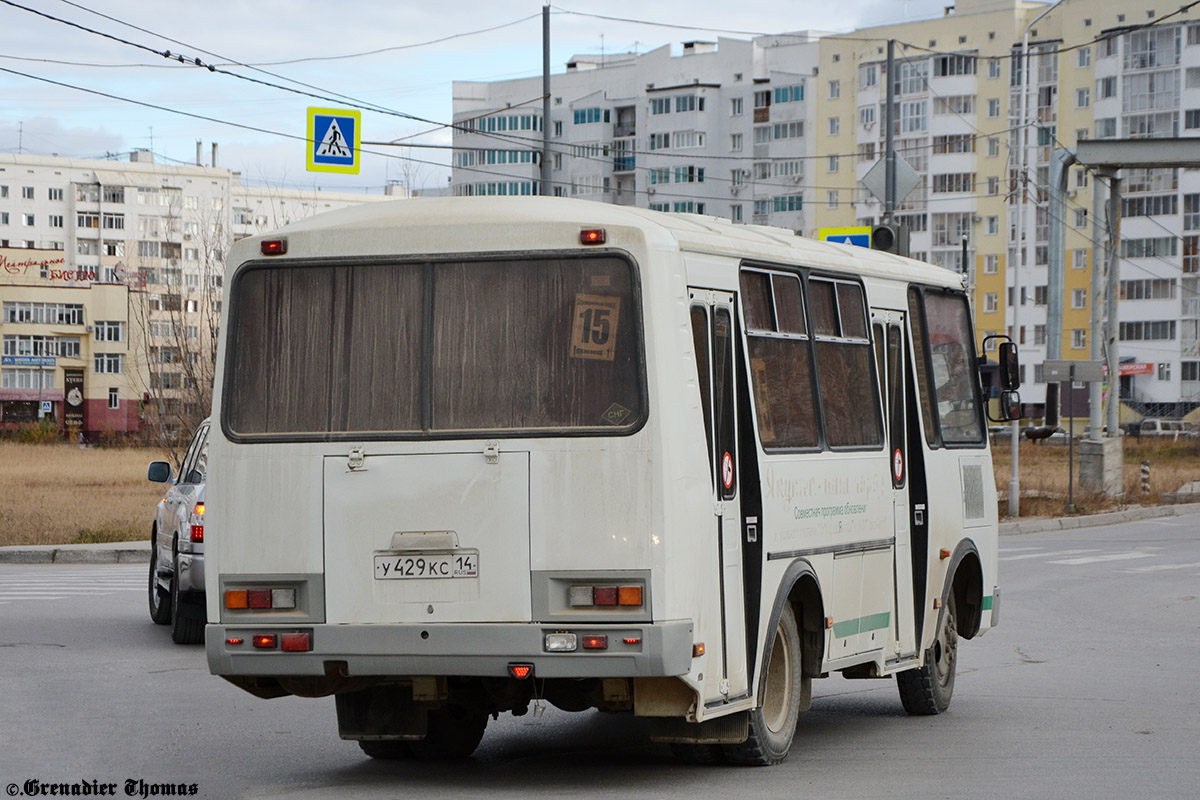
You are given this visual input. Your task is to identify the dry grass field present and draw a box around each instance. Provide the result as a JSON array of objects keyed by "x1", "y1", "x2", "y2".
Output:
[
  {"x1": 991, "y1": 435, "x2": 1200, "y2": 519},
  {"x1": 0, "y1": 436, "x2": 1196, "y2": 547},
  {"x1": 0, "y1": 442, "x2": 170, "y2": 547}
]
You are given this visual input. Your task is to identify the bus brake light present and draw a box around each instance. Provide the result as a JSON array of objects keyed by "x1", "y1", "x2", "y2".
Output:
[{"x1": 580, "y1": 228, "x2": 606, "y2": 245}]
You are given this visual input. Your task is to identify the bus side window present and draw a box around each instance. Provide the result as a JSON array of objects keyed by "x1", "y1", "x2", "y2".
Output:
[
  {"x1": 740, "y1": 269, "x2": 818, "y2": 450},
  {"x1": 690, "y1": 305, "x2": 715, "y2": 486},
  {"x1": 809, "y1": 279, "x2": 883, "y2": 449}
]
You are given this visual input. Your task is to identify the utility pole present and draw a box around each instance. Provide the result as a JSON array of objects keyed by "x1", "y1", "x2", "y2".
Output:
[
  {"x1": 540, "y1": 4, "x2": 552, "y2": 197},
  {"x1": 884, "y1": 40, "x2": 896, "y2": 224}
]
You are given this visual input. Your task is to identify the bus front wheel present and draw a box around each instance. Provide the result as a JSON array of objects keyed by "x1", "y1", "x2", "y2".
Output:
[
  {"x1": 897, "y1": 593, "x2": 958, "y2": 715},
  {"x1": 724, "y1": 603, "x2": 802, "y2": 766}
]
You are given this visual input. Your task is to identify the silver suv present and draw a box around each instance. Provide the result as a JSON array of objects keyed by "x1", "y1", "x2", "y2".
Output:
[
  {"x1": 146, "y1": 419, "x2": 209, "y2": 644},
  {"x1": 1138, "y1": 418, "x2": 1196, "y2": 440}
]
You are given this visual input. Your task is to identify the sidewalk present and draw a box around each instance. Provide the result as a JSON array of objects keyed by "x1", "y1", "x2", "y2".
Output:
[{"x1": 3, "y1": 502, "x2": 1198, "y2": 564}]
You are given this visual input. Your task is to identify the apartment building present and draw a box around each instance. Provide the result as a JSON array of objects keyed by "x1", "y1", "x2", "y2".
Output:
[
  {"x1": 0, "y1": 151, "x2": 388, "y2": 436},
  {"x1": 451, "y1": 0, "x2": 1200, "y2": 415}
]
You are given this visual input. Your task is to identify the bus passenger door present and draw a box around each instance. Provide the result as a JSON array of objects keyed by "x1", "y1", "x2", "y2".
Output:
[
  {"x1": 689, "y1": 291, "x2": 749, "y2": 703},
  {"x1": 876, "y1": 313, "x2": 918, "y2": 660}
]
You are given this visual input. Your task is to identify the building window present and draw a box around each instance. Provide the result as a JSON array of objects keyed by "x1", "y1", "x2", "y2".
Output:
[
  {"x1": 988, "y1": 59, "x2": 1001, "y2": 79},
  {"x1": 828, "y1": 80, "x2": 840, "y2": 99},
  {"x1": 984, "y1": 293, "x2": 998, "y2": 312},
  {"x1": 553, "y1": 121, "x2": 563, "y2": 137},
  {"x1": 986, "y1": 217, "x2": 999, "y2": 236},
  {"x1": 22, "y1": 186, "x2": 34, "y2": 200},
  {"x1": 48, "y1": 188, "x2": 63, "y2": 201},
  {"x1": 828, "y1": 117, "x2": 840, "y2": 135},
  {"x1": 1074, "y1": 209, "x2": 1088, "y2": 228},
  {"x1": 731, "y1": 204, "x2": 743, "y2": 223},
  {"x1": 1072, "y1": 329, "x2": 1087, "y2": 349},
  {"x1": 987, "y1": 98, "x2": 1000, "y2": 118},
  {"x1": 1077, "y1": 88, "x2": 1090, "y2": 108},
  {"x1": 731, "y1": 97, "x2": 743, "y2": 116},
  {"x1": 826, "y1": 191, "x2": 838, "y2": 209},
  {"x1": 988, "y1": 137, "x2": 1000, "y2": 157},
  {"x1": 1072, "y1": 288, "x2": 1087, "y2": 309},
  {"x1": 984, "y1": 254, "x2": 998, "y2": 273},
  {"x1": 22, "y1": 214, "x2": 34, "y2": 226},
  {"x1": 49, "y1": 215, "x2": 64, "y2": 228},
  {"x1": 108, "y1": 387, "x2": 119, "y2": 410},
  {"x1": 1073, "y1": 248, "x2": 1087, "y2": 269},
  {"x1": 828, "y1": 155, "x2": 839, "y2": 172},
  {"x1": 1034, "y1": 325, "x2": 1047, "y2": 345},
  {"x1": 1078, "y1": 47, "x2": 1091, "y2": 67},
  {"x1": 94, "y1": 353, "x2": 125, "y2": 374},
  {"x1": 1158, "y1": 363, "x2": 1171, "y2": 381},
  {"x1": 730, "y1": 133, "x2": 743, "y2": 151}
]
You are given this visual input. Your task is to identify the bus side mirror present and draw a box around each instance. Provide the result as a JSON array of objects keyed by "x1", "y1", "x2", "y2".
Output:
[
  {"x1": 987, "y1": 390, "x2": 1021, "y2": 423},
  {"x1": 999, "y1": 342, "x2": 1020, "y2": 390},
  {"x1": 147, "y1": 461, "x2": 172, "y2": 483}
]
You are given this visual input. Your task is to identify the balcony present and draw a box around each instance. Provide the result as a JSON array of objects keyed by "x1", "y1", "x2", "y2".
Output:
[
  {"x1": 613, "y1": 122, "x2": 636, "y2": 138},
  {"x1": 613, "y1": 155, "x2": 636, "y2": 173},
  {"x1": 753, "y1": 107, "x2": 770, "y2": 123}
]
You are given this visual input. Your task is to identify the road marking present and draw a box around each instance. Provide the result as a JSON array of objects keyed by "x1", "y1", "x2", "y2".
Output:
[
  {"x1": 1048, "y1": 552, "x2": 1157, "y2": 565},
  {"x1": 1124, "y1": 561, "x2": 1200, "y2": 573},
  {"x1": 999, "y1": 546, "x2": 1044, "y2": 553},
  {"x1": 1000, "y1": 549, "x2": 1097, "y2": 561}
]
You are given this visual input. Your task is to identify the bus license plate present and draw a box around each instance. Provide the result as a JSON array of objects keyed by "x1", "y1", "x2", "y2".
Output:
[{"x1": 373, "y1": 552, "x2": 479, "y2": 580}]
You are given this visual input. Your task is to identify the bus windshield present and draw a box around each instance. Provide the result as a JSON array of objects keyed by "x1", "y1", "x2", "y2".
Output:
[{"x1": 224, "y1": 255, "x2": 644, "y2": 438}]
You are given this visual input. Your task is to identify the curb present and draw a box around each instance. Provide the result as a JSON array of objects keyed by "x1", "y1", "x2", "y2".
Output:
[
  {"x1": 999, "y1": 501, "x2": 1200, "y2": 536},
  {"x1": 4, "y1": 503, "x2": 1199, "y2": 563},
  {"x1": 0, "y1": 541, "x2": 150, "y2": 565}
]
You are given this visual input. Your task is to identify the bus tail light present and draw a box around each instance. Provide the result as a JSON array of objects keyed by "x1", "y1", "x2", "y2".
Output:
[
  {"x1": 261, "y1": 238, "x2": 287, "y2": 255},
  {"x1": 568, "y1": 585, "x2": 644, "y2": 608},
  {"x1": 581, "y1": 635, "x2": 607, "y2": 650},
  {"x1": 280, "y1": 632, "x2": 311, "y2": 652},
  {"x1": 579, "y1": 228, "x2": 606, "y2": 245},
  {"x1": 252, "y1": 634, "x2": 277, "y2": 649},
  {"x1": 224, "y1": 587, "x2": 296, "y2": 610},
  {"x1": 509, "y1": 663, "x2": 534, "y2": 679}
]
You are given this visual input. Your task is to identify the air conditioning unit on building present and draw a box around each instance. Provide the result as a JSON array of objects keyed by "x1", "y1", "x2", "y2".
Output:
[{"x1": 85, "y1": 325, "x2": 94, "y2": 333}]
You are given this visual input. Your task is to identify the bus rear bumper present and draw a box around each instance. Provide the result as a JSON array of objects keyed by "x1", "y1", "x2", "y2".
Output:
[{"x1": 206, "y1": 620, "x2": 694, "y2": 679}]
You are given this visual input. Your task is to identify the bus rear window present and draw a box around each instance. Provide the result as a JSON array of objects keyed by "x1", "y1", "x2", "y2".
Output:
[{"x1": 224, "y1": 256, "x2": 643, "y2": 438}]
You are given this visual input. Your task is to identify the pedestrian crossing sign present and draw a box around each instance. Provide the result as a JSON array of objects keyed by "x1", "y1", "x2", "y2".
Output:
[
  {"x1": 307, "y1": 107, "x2": 361, "y2": 174},
  {"x1": 818, "y1": 226, "x2": 872, "y2": 249}
]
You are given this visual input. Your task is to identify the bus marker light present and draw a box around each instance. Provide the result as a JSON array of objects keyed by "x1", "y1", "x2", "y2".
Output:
[
  {"x1": 594, "y1": 586, "x2": 619, "y2": 606},
  {"x1": 226, "y1": 637, "x2": 244, "y2": 646},
  {"x1": 225, "y1": 590, "x2": 249, "y2": 609},
  {"x1": 545, "y1": 633, "x2": 577, "y2": 652},
  {"x1": 825, "y1": 617, "x2": 833, "y2": 629},
  {"x1": 568, "y1": 585, "x2": 594, "y2": 607},
  {"x1": 247, "y1": 589, "x2": 272, "y2": 609},
  {"x1": 281, "y1": 633, "x2": 311, "y2": 652},
  {"x1": 933, "y1": 598, "x2": 943, "y2": 609},
  {"x1": 692, "y1": 643, "x2": 705, "y2": 657},
  {"x1": 939, "y1": 549, "x2": 951, "y2": 560},
  {"x1": 581, "y1": 635, "x2": 607, "y2": 650},
  {"x1": 508, "y1": 663, "x2": 534, "y2": 679},
  {"x1": 261, "y1": 239, "x2": 287, "y2": 255},
  {"x1": 618, "y1": 586, "x2": 643, "y2": 606},
  {"x1": 623, "y1": 637, "x2": 641, "y2": 645},
  {"x1": 271, "y1": 588, "x2": 297, "y2": 609},
  {"x1": 580, "y1": 228, "x2": 606, "y2": 245},
  {"x1": 252, "y1": 634, "x2": 277, "y2": 649}
]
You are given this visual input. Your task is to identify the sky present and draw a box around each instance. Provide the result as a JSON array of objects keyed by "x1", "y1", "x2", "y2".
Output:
[{"x1": 0, "y1": 0, "x2": 971, "y2": 194}]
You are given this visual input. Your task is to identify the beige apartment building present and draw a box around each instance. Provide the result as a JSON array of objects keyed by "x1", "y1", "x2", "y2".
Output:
[{"x1": 1, "y1": 150, "x2": 389, "y2": 437}]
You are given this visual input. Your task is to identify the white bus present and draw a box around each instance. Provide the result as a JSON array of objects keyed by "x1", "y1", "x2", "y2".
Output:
[{"x1": 205, "y1": 197, "x2": 1018, "y2": 765}]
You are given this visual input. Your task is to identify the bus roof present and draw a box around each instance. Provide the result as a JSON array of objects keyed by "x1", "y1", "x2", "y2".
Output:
[{"x1": 249, "y1": 196, "x2": 964, "y2": 290}]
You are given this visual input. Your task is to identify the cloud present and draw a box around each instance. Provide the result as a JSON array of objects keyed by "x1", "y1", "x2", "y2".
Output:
[{"x1": 0, "y1": 117, "x2": 123, "y2": 158}]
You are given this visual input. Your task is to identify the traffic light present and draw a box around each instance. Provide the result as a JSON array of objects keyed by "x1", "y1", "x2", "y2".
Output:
[{"x1": 871, "y1": 223, "x2": 910, "y2": 257}]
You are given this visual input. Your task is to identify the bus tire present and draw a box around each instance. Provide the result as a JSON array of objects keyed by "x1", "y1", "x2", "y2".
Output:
[
  {"x1": 409, "y1": 706, "x2": 487, "y2": 759},
  {"x1": 724, "y1": 603, "x2": 802, "y2": 766},
  {"x1": 897, "y1": 593, "x2": 958, "y2": 715},
  {"x1": 358, "y1": 740, "x2": 412, "y2": 759}
]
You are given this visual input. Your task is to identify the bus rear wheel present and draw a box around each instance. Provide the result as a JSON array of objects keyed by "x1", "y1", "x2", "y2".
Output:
[
  {"x1": 408, "y1": 706, "x2": 488, "y2": 759},
  {"x1": 897, "y1": 593, "x2": 958, "y2": 715},
  {"x1": 724, "y1": 603, "x2": 802, "y2": 766}
]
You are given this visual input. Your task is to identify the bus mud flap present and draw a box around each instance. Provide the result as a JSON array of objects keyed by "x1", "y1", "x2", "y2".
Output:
[{"x1": 648, "y1": 712, "x2": 749, "y2": 744}]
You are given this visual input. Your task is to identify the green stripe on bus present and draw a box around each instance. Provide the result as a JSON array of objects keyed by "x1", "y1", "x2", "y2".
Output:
[
  {"x1": 982, "y1": 595, "x2": 993, "y2": 611},
  {"x1": 832, "y1": 611, "x2": 891, "y2": 638}
]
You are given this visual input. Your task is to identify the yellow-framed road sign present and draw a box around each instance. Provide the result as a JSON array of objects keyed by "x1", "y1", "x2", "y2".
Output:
[{"x1": 307, "y1": 107, "x2": 361, "y2": 174}]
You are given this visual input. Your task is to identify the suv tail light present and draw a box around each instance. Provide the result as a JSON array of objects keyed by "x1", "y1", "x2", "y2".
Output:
[{"x1": 189, "y1": 502, "x2": 205, "y2": 543}]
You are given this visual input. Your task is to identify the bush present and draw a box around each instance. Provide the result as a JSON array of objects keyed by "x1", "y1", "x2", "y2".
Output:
[{"x1": 15, "y1": 419, "x2": 61, "y2": 445}]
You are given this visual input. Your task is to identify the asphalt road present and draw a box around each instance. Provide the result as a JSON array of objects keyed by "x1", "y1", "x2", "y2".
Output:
[{"x1": 1, "y1": 512, "x2": 1198, "y2": 799}]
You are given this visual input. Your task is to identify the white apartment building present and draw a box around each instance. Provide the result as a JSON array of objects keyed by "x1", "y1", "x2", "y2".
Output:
[
  {"x1": 451, "y1": 0, "x2": 1200, "y2": 416},
  {"x1": 452, "y1": 35, "x2": 823, "y2": 233},
  {"x1": 0, "y1": 150, "x2": 388, "y2": 436}
]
